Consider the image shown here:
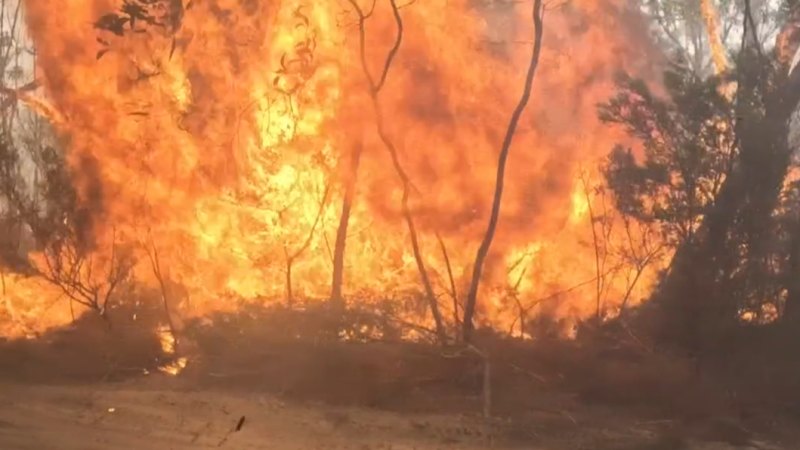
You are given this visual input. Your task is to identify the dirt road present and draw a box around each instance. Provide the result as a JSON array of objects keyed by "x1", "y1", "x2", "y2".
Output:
[
  {"x1": 0, "y1": 379, "x2": 519, "y2": 450},
  {"x1": 0, "y1": 377, "x2": 785, "y2": 450}
]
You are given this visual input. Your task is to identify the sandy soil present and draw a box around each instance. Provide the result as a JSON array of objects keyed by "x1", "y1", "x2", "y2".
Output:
[
  {"x1": 0, "y1": 378, "x2": 517, "y2": 450},
  {"x1": 0, "y1": 376, "x2": 785, "y2": 450},
  {"x1": 0, "y1": 310, "x2": 795, "y2": 450}
]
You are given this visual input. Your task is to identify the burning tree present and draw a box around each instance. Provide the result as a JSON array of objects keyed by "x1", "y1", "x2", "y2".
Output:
[
  {"x1": 0, "y1": 0, "x2": 137, "y2": 327},
  {"x1": 602, "y1": 0, "x2": 800, "y2": 352},
  {"x1": 340, "y1": 0, "x2": 450, "y2": 342},
  {"x1": 462, "y1": 0, "x2": 546, "y2": 343},
  {"x1": 0, "y1": 105, "x2": 136, "y2": 321},
  {"x1": 9, "y1": 0, "x2": 685, "y2": 345}
]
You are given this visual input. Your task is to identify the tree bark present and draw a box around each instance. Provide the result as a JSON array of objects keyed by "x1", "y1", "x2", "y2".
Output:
[
  {"x1": 342, "y1": 0, "x2": 448, "y2": 342},
  {"x1": 462, "y1": 0, "x2": 545, "y2": 343},
  {"x1": 330, "y1": 141, "x2": 362, "y2": 307}
]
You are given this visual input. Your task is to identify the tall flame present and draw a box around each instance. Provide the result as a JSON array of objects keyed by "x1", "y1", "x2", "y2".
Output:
[
  {"x1": 700, "y1": 0, "x2": 729, "y2": 74},
  {"x1": 9, "y1": 0, "x2": 663, "y2": 338}
]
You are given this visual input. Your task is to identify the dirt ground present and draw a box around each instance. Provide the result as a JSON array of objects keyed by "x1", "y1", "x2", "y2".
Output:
[
  {"x1": 0, "y1": 377, "x2": 786, "y2": 450},
  {"x1": 0, "y1": 379, "x2": 501, "y2": 450},
  {"x1": 0, "y1": 307, "x2": 797, "y2": 449}
]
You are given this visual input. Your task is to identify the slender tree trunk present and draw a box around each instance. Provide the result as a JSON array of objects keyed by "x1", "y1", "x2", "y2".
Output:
[
  {"x1": 462, "y1": 0, "x2": 545, "y2": 343},
  {"x1": 437, "y1": 233, "x2": 460, "y2": 333},
  {"x1": 399, "y1": 184, "x2": 447, "y2": 342},
  {"x1": 147, "y1": 242, "x2": 179, "y2": 353},
  {"x1": 285, "y1": 183, "x2": 329, "y2": 307},
  {"x1": 366, "y1": 31, "x2": 447, "y2": 343},
  {"x1": 343, "y1": 0, "x2": 448, "y2": 342},
  {"x1": 581, "y1": 174, "x2": 604, "y2": 319},
  {"x1": 330, "y1": 142, "x2": 362, "y2": 307},
  {"x1": 286, "y1": 256, "x2": 294, "y2": 307}
]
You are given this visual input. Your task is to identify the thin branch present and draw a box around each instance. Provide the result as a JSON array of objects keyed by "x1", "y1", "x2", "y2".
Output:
[
  {"x1": 462, "y1": 0, "x2": 545, "y2": 342},
  {"x1": 146, "y1": 235, "x2": 179, "y2": 353},
  {"x1": 580, "y1": 172, "x2": 603, "y2": 319},
  {"x1": 743, "y1": 0, "x2": 765, "y2": 60},
  {"x1": 287, "y1": 183, "x2": 332, "y2": 263},
  {"x1": 285, "y1": 182, "x2": 331, "y2": 305},
  {"x1": 375, "y1": 0, "x2": 404, "y2": 92},
  {"x1": 436, "y1": 232, "x2": 459, "y2": 331},
  {"x1": 348, "y1": 0, "x2": 447, "y2": 342}
]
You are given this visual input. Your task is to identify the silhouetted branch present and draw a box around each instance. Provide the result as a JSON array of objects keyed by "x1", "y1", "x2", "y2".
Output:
[
  {"x1": 40, "y1": 228, "x2": 134, "y2": 318},
  {"x1": 286, "y1": 182, "x2": 331, "y2": 305},
  {"x1": 463, "y1": 0, "x2": 545, "y2": 342},
  {"x1": 436, "y1": 232, "x2": 459, "y2": 332},
  {"x1": 347, "y1": 0, "x2": 447, "y2": 342},
  {"x1": 145, "y1": 236, "x2": 179, "y2": 353}
]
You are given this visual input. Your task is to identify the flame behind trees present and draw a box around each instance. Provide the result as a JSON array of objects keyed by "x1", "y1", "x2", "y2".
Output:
[
  {"x1": 700, "y1": 0, "x2": 729, "y2": 74},
  {"x1": 4, "y1": 0, "x2": 676, "y2": 340},
  {"x1": 602, "y1": 1, "x2": 800, "y2": 351},
  {"x1": 462, "y1": 0, "x2": 546, "y2": 343}
]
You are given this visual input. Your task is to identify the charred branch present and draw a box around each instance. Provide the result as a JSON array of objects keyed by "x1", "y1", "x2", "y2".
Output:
[
  {"x1": 436, "y1": 232, "x2": 460, "y2": 334},
  {"x1": 40, "y1": 228, "x2": 134, "y2": 318},
  {"x1": 462, "y1": 0, "x2": 545, "y2": 343},
  {"x1": 346, "y1": 0, "x2": 447, "y2": 343},
  {"x1": 330, "y1": 140, "x2": 363, "y2": 307},
  {"x1": 285, "y1": 183, "x2": 330, "y2": 306},
  {"x1": 145, "y1": 237, "x2": 179, "y2": 353}
]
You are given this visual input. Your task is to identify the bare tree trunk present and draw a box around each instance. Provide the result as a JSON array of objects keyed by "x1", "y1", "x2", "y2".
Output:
[
  {"x1": 285, "y1": 253, "x2": 294, "y2": 306},
  {"x1": 345, "y1": 0, "x2": 448, "y2": 342},
  {"x1": 330, "y1": 142, "x2": 362, "y2": 307},
  {"x1": 436, "y1": 232, "x2": 460, "y2": 334},
  {"x1": 402, "y1": 196, "x2": 447, "y2": 341},
  {"x1": 287, "y1": 184, "x2": 330, "y2": 307},
  {"x1": 146, "y1": 240, "x2": 179, "y2": 354},
  {"x1": 0, "y1": 269, "x2": 19, "y2": 325},
  {"x1": 462, "y1": 0, "x2": 545, "y2": 343},
  {"x1": 580, "y1": 173, "x2": 604, "y2": 319}
]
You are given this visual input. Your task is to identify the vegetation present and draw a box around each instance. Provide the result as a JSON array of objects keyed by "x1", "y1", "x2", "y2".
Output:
[{"x1": 4, "y1": 0, "x2": 800, "y2": 446}]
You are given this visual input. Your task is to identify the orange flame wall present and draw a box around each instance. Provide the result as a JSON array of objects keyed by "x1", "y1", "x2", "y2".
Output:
[{"x1": 18, "y1": 0, "x2": 662, "y2": 336}]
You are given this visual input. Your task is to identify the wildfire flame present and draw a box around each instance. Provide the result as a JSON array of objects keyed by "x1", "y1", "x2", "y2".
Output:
[
  {"x1": 6, "y1": 0, "x2": 663, "y2": 340},
  {"x1": 700, "y1": 0, "x2": 729, "y2": 74},
  {"x1": 157, "y1": 325, "x2": 187, "y2": 375}
]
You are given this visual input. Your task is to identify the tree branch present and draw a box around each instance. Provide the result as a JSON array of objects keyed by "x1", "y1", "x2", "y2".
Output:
[{"x1": 462, "y1": 0, "x2": 546, "y2": 342}]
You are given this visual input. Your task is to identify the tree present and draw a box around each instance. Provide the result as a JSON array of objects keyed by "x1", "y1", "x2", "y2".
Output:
[
  {"x1": 643, "y1": 0, "x2": 781, "y2": 77},
  {"x1": 337, "y1": 0, "x2": 448, "y2": 342},
  {"x1": 600, "y1": 63, "x2": 736, "y2": 250},
  {"x1": 462, "y1": 0, "x2": 545, "y2": 343},
  {"x1": 0, "y1": 0, "x2": 137, "y2": 323},
  {"x1": 603, "y1": 2, "x2": 800, "y2": 350}
]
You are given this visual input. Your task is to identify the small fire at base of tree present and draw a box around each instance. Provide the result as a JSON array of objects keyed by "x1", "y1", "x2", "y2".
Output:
[{"x1": 156, "y1": 324, "x2": 187, "y2": 376}]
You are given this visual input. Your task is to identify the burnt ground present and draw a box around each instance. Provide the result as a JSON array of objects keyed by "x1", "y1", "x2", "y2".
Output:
[{"x1": 0, "y1": 304, "x2": 798, "y2": 449}]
